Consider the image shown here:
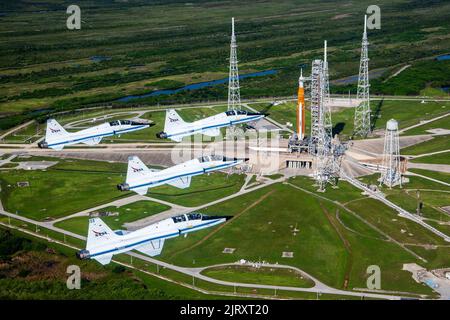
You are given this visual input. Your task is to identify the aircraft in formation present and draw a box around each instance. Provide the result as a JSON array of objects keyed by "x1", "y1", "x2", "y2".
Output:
[
  {"x1": 37, "y1": 110, "x2": 252, "y2": 265},
  {"x1": 156, "y1": 109, "x2": 266, "y2": 142},
  {"x1": 76, "y1": 213, "x2": 230, "y2": 265},
  {"x1": 117, "y1": 155, "x2": 247, "y2": 195},
  {"x1": 38, "y1": 118, "x2": 151, "y2": 150}
]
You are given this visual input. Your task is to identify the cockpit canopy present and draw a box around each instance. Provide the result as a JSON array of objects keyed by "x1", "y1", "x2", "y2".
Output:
[
  {"x1": 172, "y1": 213, "x2": 203, "y2": 223},
  {"x1": 109, "y1": 120, "x2": 143, "y2": 126},
  {"x1": 172, "y1": 215, "x2": 186, "y2": 223},
  {"x1": 225, "y1": 110, "x2": 261, "y2": 116},
  {"x1": 199, "y1": 155, "x2": 234, "y2": 163},
  {"x1": 187, "y1": 213, "x2": 202, "y2": 220}
]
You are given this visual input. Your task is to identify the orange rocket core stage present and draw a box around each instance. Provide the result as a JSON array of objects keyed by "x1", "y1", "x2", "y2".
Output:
[{"x1": 297, "y1": 83, "x2": 305, "y2": 139}]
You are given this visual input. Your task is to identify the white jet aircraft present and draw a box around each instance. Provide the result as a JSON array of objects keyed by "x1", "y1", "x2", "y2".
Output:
[
  {"x1": 117, "y1": 155, "x2": 247, "y2": 195},
  {"x1": 76, "y1": 213, "x2": 230, "y2": 265},
  {"x1": 38, "y1": 118, "x2": 152, "y2": 150},
  {"x1": 156, "y1": 108, "x2": 266, "y2": 142}
]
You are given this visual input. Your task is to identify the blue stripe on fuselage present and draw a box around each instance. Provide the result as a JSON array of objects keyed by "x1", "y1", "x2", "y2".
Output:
[
  {"x1": 90, "y1": 219, "x2": 222, "y2": 258},
  {"x1": 90, "y1": 231, "x2": 179, "y2": 258},
  {"x1": 166, "y1": 115, "x2": 262, "y2": 138},
  {"x1": 129, "y1": 161, "x2": 238, "y2": 190},
  {"x1": 48, "y1": 125, "x2": 147, "y2": 147}
]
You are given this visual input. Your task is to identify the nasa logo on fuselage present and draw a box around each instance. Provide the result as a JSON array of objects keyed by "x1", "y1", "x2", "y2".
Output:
[
  {"x1": 50, "y1": 128, "x2": 61, "y2": 133},
  {"x1": 131, "y1": 166, "x2": 144, "y2": 173},
  {"x1": 168, "y1": 117, "x2": 178, "y2": 123},
  {"x1": 92, "y1": 230, "x2": 108, "y2": 237}
]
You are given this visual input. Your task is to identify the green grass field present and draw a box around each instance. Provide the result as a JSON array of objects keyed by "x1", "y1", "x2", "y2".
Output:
[
  {"x1": 372, "y1": 100, "x2": 449, "y2": 132},
  {"x1": 0, "y1": 227, "x2": 224, "y2": 300},
  {"x1": 359, "y1": 173, "x2": 450, "y2": 231},
  {"x1": 1, "y1": 0, "x2": 450, "y2": 131},
  {"x1": 202, "y1": 265, "x2": 315, "y2": 288},
  {"x1": 149, "y1": 172, "x2": 246, "y2": 207},
  {"x1": 403, "y1": 115, "x2": 450, "y2": 136},
  {"x1": 0, "y1": 156, "x2": 246, "y2": 218},
  {"x1": 108, "y1": 106, "x2": 228, "y2": 143},
  {"x1": 55, "y1": 200, "x2": 171, "y2": 235},
  {"x1": 0, "y1": 158, "x2": 129, "y2": 220},
  {"x1": 410, "y1": 151, "x2": 449, "y2": 165},
  {"x1": 401, "y1": 135, "x2": 450, "y2": 155},
  {"x1": 157, "y1": 182, "x2": 439, "y2": 295},
  {"x1": 409, "y1": 169, "x2": 450, "y2": 185}
]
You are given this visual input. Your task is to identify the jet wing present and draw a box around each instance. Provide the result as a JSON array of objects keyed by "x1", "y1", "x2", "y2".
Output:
[
  {"x1": 93, "y1": 254, "x2": 113, "y2": 265},
  {"x1": 202, "y1": 127, "x2": 221, "y2": 137},
  {"x1": 49, "y1": 145, "x2": 64, "y2": 151},
  {"x1": 169, "y1": 135, "x2": 184, "y2": 142},
  {"x1": 132, "y1": 186, "x2": 149, "y2": 195},
  {"x1": 135, "y1": 239, "x2": 165, "y2": 257},
  {"x1": 82, "y1": 136, "x2": 102, "y2": 145},
  {"x1": 167, "y1": 176, "x2": 191, "y2": 189}
]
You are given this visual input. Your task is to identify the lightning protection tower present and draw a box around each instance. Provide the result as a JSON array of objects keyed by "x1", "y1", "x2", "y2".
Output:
[
  {"x1": 322, "y1": 40, "x2": 333, "y2": 146},
  {"x1": 353, "y1": 15, "x2": 371, "y2": 137},
  {"x1": 379, "y1": 119, "x2": 402, "y2": 188},
  {"x1": 227, "y1": 17, "x2": 241, "y2": 112}
]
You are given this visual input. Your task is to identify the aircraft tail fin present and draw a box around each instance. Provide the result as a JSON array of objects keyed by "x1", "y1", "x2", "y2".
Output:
[
  {"x1": 164, "y1": 109, "x2": 187, "y2": 134},
  {"x1": 46, "y1": 119, "x2": 68, "y2": 140},
  {"x1": 126, "y1": 156, "x2": 153, "y2": 184},
  {"x1": 86, "y1": 218, "x2": 119, "y2": 251}
]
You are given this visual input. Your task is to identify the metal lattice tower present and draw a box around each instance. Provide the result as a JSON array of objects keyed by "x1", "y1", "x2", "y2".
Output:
[
  {"x1": 322, "y1": 40, "x2": 333, "y2": 147},
  {"x1": 309, "y1": 59, "x2": 323, "y2": 151},
  {"x1": 309, "y1": 52, "x2": 337, "y2": 191},
  {"x1": 354, "y1": 15, "x2": 371, "y2": 137},
  {"x1": 379, "y1": 119, "x2": 402, "y2": 188},
  {"x1": 310, "y1": 41, "x2": 332, "y2": 153},
  {"x1": 227, "y1": 17, "x2": 241, "y2": 112}
]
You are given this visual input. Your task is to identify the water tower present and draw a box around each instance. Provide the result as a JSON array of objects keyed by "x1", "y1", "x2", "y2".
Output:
[{"x1": 379, "y1": 119, "x2": 402, "y2": 188}]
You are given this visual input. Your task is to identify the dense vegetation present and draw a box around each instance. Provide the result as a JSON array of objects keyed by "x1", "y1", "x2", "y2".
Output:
[
  {"x1": 0, "y1": 228, "x2": 207, "y2": 299},
  {"x1": 1, "y1": 0, "x2": 450, "y2": 130},
  {"x1": 333, "y1": 59, "x2": 450, "y2": 95}
]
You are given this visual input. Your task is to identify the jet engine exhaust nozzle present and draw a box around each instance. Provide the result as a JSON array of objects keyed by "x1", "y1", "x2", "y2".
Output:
[
  {"x1": 156, "y1": 131, "x2": 168, "y2": 139},
  {"x1": 117, "y1": 183, "x2": 130, "y2": 191},
  {"x1": 76, "y1": 249, "x2": 90, "y2": 260},
  {"x1": 38, "y1": 141, "x2": 48, "y2": 149}
]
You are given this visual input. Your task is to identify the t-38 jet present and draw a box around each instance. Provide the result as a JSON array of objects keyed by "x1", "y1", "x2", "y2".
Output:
[
  {"x1": 156, "y1": 108, "x2": 266, "y2": 142},
  {"x1": 117, "y1": 155, "x2": 246, "y2": 195},
  {"x1": 76, "y1": 213, "x2": 230, "y2": 265},
  {"x1": 38, "y1": 118, "x2": 151, "y2": 150}
]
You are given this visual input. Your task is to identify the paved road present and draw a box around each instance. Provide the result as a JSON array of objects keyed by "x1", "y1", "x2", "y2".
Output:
[
  {"x1": 124, "y1": 176, "x2": 284, "y2": 228},
  {"x1": 399, "y1": 112, "x2": 449, "y2": 134},
  {"x1": 51, "y1": 194, "x2": 148, "y2": 224},
  {"x1": 286, "y1": 182, "x2": 427, "y2": 262},
  {"x1": 340, "y1": 173, "x2": 450, "y2": 242},
  {"x1": 407, "y1": 162, "x2": 450, "y2": 174},
  {"x1": 0, "y1": 120, "x2": 35, "y2": 141},
  {"x1": 405, "y1": 171, "x2": 450, "y2": 187},
  {"x1": 0, "y1": 207, "x2": 413, "y2": 300}
]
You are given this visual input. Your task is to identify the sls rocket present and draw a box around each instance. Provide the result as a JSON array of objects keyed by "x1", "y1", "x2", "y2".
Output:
[{"x1": 297, "y1": 69, "x2": 306, "y2": 139}]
